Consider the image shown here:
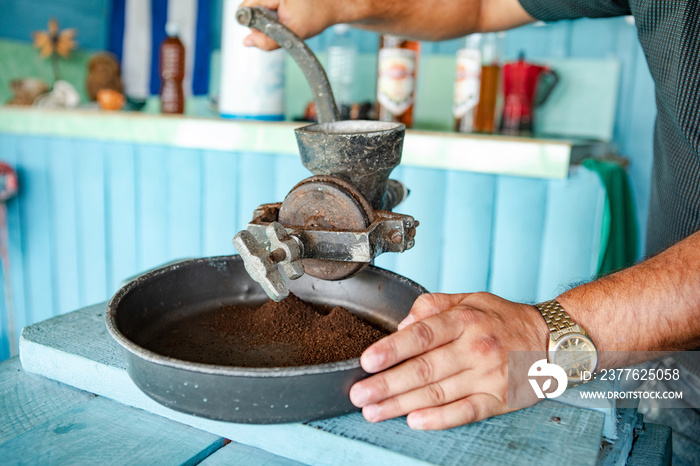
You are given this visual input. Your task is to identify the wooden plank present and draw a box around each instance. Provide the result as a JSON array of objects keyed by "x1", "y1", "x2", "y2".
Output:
[
  {"x1": 488, "y1": 176, "x2": 547, "y2": 302},
  {"x1": 0, "y1": 357, "x2": 95, "y2": 444},
  {"x1": 104, "y1": 141, "x2": 138, "y2": 291},
  {"x1": 73, "y1": 139, "x2": 108, "y2": 308},
  {"x1": 626, "y1": 423, "x2": 672, "y2": 466},
  {"x1": 136, "y1": 145, "x2": 170, "y2": 271},
  {"x1": 438, "y1": 171, "x2": 496, "y2": 294},
  {"x1": 391, "y1": 166, "x2": 447, "y2": 292},
  {"x1": 201, "y1": 149, "x2": 239, "y2": 257},
  {"x1": 536, "y1": 166, "x2": 605, "y2": 301},
  {"x1": 199, "y1": 441, "x2": 306, "y2": 466},
  {"x1": 166, "y1": 147, "x2": 203, "y2": 260},
  {"x1": 0, "y1": 394, "x2": 224, "y2": 465},
  {"x1": 47, "y1": 137, "x2": 80, "y2": 315},
  {"x1": 16, "y1": 136, "x2": 54, "y2": 323},
  {"x1": 272, "y1": 154, "x2": 310, "y2": 202},
  {"x1": 308, "y1": 403, "x2": 604, "y2": 466},
  {"x1": 236, "y1": 151, "x2": 279, "y2": 232},
  {"x1": 0, "y1": 133, "x2": 26, "y2": 360},
  {"x1": 19, "y1": 303, "x2": 611, "y2": 466}
]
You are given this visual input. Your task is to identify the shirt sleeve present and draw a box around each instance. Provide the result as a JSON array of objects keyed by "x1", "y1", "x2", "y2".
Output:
[{"x1": 518, "y1": 0, "x2": 632, "y2": 21}]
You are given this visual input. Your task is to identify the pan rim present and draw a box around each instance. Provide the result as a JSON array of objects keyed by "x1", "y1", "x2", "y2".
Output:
[{"x1": 106, "y1": 255, "x2": 426, "y2": 378}]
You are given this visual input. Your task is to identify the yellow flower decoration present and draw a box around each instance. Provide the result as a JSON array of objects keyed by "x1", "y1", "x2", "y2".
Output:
[{"x1": 33, "y1": 19, "x2": 77, "y2": 59}]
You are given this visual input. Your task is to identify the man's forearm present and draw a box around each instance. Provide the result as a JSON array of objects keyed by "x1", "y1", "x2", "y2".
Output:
[
  {"x1": 558, "y1": 230, "x2": 700, "y2": 367},
  {"x1": 342, "y1": 0, "x2": 535, "y2": 40}
]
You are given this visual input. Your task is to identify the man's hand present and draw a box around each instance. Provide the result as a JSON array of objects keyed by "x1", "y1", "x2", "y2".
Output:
[
  {"x1": 238, "y1": 0, "x2": 341, "y2": 50},
  {"x1": 349, "y1": 292, "x2": 549, "y2": 430}
]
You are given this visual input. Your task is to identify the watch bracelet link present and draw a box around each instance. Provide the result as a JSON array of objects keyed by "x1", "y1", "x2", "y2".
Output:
[{"x1": 534, "y1": 299, "x2": 579, "y2": 336}]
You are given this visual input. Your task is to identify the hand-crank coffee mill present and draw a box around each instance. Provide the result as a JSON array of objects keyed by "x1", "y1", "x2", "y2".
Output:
[{"x1": 233, "y1": 7, "x2": 419, "y2": 301}]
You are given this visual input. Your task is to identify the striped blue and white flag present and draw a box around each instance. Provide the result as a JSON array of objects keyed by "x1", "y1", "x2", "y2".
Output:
[{"x1": 109, "y1": 0, "x2": 211, "y2": 99}]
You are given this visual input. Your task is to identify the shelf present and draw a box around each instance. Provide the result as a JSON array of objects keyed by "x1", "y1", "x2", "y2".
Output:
[{"x1": 0, "y1": 106, "x2": 607, "y2": 179}]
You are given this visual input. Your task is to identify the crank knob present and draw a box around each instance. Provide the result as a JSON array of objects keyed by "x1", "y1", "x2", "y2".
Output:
[{"x1": 233, "y1": 230, "x2": 289, "y2": 302}]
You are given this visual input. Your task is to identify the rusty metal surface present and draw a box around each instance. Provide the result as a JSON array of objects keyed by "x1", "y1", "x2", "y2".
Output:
[
  {"x1": 279, "y1": 175, "x2": 373, "y2": 280},
  {"x1": 295, "y1": 120, "x2": 405, "y2": 210}
]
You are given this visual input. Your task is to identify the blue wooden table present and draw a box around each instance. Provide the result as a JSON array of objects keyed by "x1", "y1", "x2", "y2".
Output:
[{"x1": 0, "y1": 303, "x2": 672, "y2": 465}]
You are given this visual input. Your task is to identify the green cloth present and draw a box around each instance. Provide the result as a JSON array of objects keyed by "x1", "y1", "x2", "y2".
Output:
[{"x1": 583, "y1": 158, "x2": 638, "y2": 276}]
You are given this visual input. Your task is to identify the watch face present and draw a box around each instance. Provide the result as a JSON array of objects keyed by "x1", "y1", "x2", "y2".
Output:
[{"x1": 550, "y1": 333, "x2": 598, "y2": 382}]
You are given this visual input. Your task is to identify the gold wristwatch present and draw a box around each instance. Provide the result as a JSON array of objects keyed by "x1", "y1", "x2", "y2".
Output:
[{"x1": 534, "y1": 299, "x2": 598, "y2": 383}]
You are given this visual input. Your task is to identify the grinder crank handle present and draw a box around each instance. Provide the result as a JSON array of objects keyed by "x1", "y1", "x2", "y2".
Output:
[{"x1": 236, "y1": 6, "x2": 340, "y2": 124}]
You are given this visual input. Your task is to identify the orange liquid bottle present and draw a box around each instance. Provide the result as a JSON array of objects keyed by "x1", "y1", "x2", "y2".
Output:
[
  {"x1": 376, "y1": 35, "x2": 420, "y2": 128},
  {"x1": 160, "y1": 23, "x2": 185, "y2": 114},
  {"x1": 472, "y1": 33, "x2": 504, "y2": 133}
]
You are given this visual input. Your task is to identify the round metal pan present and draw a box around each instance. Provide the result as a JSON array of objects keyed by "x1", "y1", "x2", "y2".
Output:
[{"x1": 106, "y1": 255, "x2": 427, "y2": 424}]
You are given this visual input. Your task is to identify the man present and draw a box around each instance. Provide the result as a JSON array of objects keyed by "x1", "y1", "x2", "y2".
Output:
[{"x1": 240, "y1": 0, "x2": 700, "y2": 462}]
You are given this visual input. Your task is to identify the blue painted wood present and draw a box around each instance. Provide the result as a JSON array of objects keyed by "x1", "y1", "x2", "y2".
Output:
[
  {"x1": 236, "y1": 152, "x2": 279, "y2": 231},
  {"x1": 0, "y1": 357, "x2": 96, "y2": 444},
  {"x1": 0, "y1": 394, "x2": 225, "y2": 465},
  {"x1": 273, "y1": 154, "x2": 310, "y2": 202},
  {"x1": 166, "y1": 148, "x2": 204, "y2": 260},
  {"x1": 16, "y1": 136, "x2": 54, "y2": 324},
  {"x1": 0, "y1": 132, "x2": 619, "y2": 355},
  {"x1": 0, "y1": 133, "x2": 26, "y2": 359},
  {"x1": 201, "y1": 149, "x2": 239, "y2": 258},
  {"x1": 104, "y1": 141, "x2": 138, "y2": 290},
  {"x1": 199, "y1": 441, "x2": 306, "y2": 466},
  {"x1": 438, "y1": 171, "x2": 496, "y2": 294},
  {"x1": 390, "y1": 166, "x2": 448, "y2": 292},
  {"x1": 536, "y1": 166, "x2": 605, "y2": 300},
  {"x1": 488, "y1": 176, "x2": 548, "y2": 302},
  {"x1": 136, "y1": 145, "x2": 170, "y2": 272},
  {"x1": 74, "y1": 139, "x2": 108, "y2": 308},
  {"x1": 47, "y1": 138, "x2": 80, "y2": 315}
]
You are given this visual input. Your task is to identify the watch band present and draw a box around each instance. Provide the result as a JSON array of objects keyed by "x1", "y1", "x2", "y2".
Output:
[{"x1": 534, "y1": 299, "x2": 579, "y2": 336}]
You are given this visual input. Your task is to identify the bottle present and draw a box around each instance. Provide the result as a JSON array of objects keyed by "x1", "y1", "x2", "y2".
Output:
[
  {"x1": 472, "y1": 32, "x2": 504, "y2": 133},
  {"x1": 376, "y1": 35, "x2": 420, "y2": 128},
  {"x1": 218, "y1": 0, "x2": 285, "y2": 120},
  {"x1": 327, "y1": 24, "x2": 357, "y2": 119},
  {"x1": 159, "y1": 23, "x2": 185, "y2": 114},
  {"x1": 453, "y1": 34, "x2": 482, "y2": 133}
]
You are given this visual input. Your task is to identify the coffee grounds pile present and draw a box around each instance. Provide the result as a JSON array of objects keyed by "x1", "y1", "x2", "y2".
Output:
[{"x1": 145, "y1": 294, "x2": 389, "y2": 368}]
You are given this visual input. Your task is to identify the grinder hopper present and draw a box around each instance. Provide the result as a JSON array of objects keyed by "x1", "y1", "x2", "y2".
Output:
[{"x1": 234, "y1": 7, "x2": 418, "y2": 301}]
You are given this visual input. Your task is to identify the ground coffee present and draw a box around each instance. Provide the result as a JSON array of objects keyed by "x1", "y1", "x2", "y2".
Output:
[{"x1": 146, "y1": 294, "x2": 389, "y2": 367}]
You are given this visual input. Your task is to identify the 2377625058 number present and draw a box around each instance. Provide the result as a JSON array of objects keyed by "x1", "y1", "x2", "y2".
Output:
[{"x1": 598, "y1": 368, "x2": 680, "y2": 381}]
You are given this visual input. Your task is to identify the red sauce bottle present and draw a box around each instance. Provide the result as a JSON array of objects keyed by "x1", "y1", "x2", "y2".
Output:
[
  {"x1": 160, "y1": 23, "x2": 185, "y2": 114},
  {"x1": 376, "y1": 35, "x2": 420, "y2": 128}
]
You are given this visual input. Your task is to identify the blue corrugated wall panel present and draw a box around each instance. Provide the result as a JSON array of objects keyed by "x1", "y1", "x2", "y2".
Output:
[{"x1": 0, "y1": 133, "x2": 608, "y2": 358}]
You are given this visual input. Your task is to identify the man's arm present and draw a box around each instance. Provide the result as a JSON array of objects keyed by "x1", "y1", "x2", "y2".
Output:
[
  {"x1": 239, "y1": 0, "x2": 535, "y2": 50},
  {"x1": 559, "y1": 230, "x2": 700, "y2": 366},
  {"x1": 348, "y1": 231, "x2": 700, "y2": 430}
]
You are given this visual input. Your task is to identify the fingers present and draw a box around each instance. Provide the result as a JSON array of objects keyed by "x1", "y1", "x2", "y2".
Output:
[
  {"x1": 361, "y1": 309, "x2": 467, "y2": 374},
  {"x1": 398, "y1": 293, "x2": 471, "y2": 330},
  {"x1": 238, "y1": 0, "x2": 282, "y2": 50},
  {"x1": 359, "y1": 370, "x2": 501, "y2": 424},
  {"x1": 243, "y1": 30, "x2": 280, "y2": 50},
  {"x1": 350, "y1": 341, "x2": 465, "y2": 407},
  {"x1": 407, "y1": 393, "x2": 504, "y2": 430}
]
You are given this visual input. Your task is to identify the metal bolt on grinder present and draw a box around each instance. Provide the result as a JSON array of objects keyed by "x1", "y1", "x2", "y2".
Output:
[{"x1": 233, "y1": 7, "x2": 419, "y2": 301}]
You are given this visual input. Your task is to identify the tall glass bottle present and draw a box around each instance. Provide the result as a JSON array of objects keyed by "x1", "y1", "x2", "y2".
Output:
[
  {"x1": 327, "y1": 24, "x2": 357, "y2": 118},
  {"x1": 376, "y1": 35, "x2": 420, "y2": 128},
  {"x1": 453, "y1": 34, "x2": 482, "y2": 133},
  {"x1": 472, "y1": 33, "x2": 504, "y2": 133}
]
